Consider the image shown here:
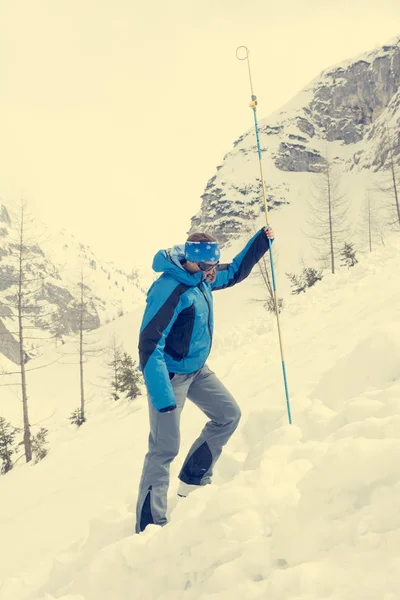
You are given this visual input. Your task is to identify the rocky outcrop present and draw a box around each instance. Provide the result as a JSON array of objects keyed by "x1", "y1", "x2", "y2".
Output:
[
  {"x1": 273, "y1": 143, "x2": 325, "y2": 172},
  {"x1": 189, "y1": 173, "x2": 289, "y2": 244},
  {"x1": 0, "y1": 319, "x2": 21, "y2": 364},
  {"x1": 309, "y1": 45, "x2": 400, "y2": 145},
  {"x1": 0, "y1": 205, "x2": 11, "y2": 225},
  {"x1": 189, "y1": 38, "x2": 400, "y2": 245}
]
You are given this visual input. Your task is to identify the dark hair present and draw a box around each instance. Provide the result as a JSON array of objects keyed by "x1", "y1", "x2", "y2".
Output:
[{"x1": 186, "y1": 232, "x2": 218, "y2": 243}]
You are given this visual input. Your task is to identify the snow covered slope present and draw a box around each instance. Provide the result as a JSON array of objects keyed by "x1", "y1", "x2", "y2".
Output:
[{"x1": 0, "y1": 226, "x2": 399, "y2": 600}]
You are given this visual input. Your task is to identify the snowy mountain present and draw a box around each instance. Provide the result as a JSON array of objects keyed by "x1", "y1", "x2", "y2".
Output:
[
  {"x1": 190, "y1": 37, "x2": 400, "y2": 249},
  {"x1": 0, "y1": 224, "x2": 399, "y2": 600},
  {"x1": 0, "y1": 202, "x2": 146, "y2": 365}
]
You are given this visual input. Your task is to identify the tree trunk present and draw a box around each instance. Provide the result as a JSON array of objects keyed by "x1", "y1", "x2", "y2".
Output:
[
  {"x1": 327, "y1": 166, "x2": 335, "y2": 274},
  {"x1": 114, "y1": 345, "x2": 119, "y2": 400},
  {"x1": 79, "y1": 274, "x2": 85, "y2": 421},
  {"x1": 368, "y1": 194, "x2": 372, "y2": 252},
  {"x1": 389, "y1": 147, "x2": 400, "y2": 227},
  {"x1": 18, "y1": 205, "x2": 32, "y2": 463}
]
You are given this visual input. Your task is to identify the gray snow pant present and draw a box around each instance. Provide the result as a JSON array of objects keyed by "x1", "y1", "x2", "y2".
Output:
[{"x1": 135, "y1": 364, "x2": 241, "y2": 533}]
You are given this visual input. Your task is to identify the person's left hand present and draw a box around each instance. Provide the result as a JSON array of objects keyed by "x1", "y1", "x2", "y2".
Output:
[{"x1": 264, "y1": 225, "x2": 275, "y2": 240}]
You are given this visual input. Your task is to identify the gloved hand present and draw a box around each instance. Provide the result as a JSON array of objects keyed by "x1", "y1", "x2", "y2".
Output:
[{"x1": 159, "y1": 405, "x2": 177, "y2": 413}]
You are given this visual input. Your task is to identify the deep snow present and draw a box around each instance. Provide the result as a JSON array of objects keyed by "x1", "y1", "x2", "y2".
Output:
[{"x1": 1, "y1": 228, "x2": 400, "y2": 600}]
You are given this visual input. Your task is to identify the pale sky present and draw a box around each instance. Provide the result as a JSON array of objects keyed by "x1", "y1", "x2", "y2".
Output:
[{"x1": 0, "y1": 0, "x2": 399, "y2": 270}]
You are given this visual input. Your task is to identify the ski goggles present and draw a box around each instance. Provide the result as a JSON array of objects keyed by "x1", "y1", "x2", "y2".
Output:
[{"x1": 197, "y1": 261, "x2": 219, "y2": 272}]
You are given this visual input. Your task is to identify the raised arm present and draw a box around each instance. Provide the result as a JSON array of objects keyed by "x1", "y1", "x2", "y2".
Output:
[
  {"x1": 210, "y1": 227, "x2": 273, "y2": 291},
  {"x1": 138, "y1": 278, "x2": 188, "y2": 412}
]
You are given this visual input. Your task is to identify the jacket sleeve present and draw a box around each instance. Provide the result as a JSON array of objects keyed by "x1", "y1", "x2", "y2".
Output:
[
  {"x1": 210, "y1": 228, "x2": 273, "y2": 291},
  {"x1": 138, "y1": 279, "x2": 188, "y2": 412}
]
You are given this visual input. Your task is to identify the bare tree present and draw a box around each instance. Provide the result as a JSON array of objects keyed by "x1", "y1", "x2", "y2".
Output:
[
  {"x1": 249, "y1": 223, "x2": 283, "y2": 314},
  {"x1": 356, "y1": 191, "x2": 386, "y2": 252},
  {"x1": 78, "y1": 270, "x2": 85, "y2": 421},
  {"x1": 17, "y1": 202, "x2": 32, "y2": 460},
  {"x1": 107, "y1": 332, "x2": 123, "y2": 401},
  {"x1": 63, "y1": 267, "x2": 105, "y2": 425},
  {"x1": 365, "y1": 192, "x2": 373, "y2": 253},
  {"x1": 87, "y1": 331, "x2": 123, "y2": 400},
  {"x1": 0, "y1": 201, "x2": 64, "y2": 462},
  {"x1": 374, "y1": 122, "x2": 400, "y2": 230},
  {"x1": 305, "y1": 155, "x2": 351, "y2": 274},
  {"x1": 255, "y1": 250, "x2": 283, "y2": 314},
  {"x1": 75, "y1": 268, "x2": 102, "y2": 423}
]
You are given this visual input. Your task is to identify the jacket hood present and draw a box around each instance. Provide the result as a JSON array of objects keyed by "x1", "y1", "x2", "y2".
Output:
[{"x1": 152, "y1": 244, "x2": 204, "y2": 286}]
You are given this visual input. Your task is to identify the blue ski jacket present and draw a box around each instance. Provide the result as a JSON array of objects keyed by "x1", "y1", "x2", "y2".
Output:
[{"x1": 138, "y1": 228, "x2": 273, "y2": 412}]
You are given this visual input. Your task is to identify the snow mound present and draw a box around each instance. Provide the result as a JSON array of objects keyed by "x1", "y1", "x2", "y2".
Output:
[{"x1": 311, "y1": 329, "x2": 400, "y2": 407}]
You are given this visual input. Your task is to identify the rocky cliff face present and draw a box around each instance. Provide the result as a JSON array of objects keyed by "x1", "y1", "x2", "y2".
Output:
[
  {"x1": 0, "y1": 204, "x2": 145, "y2": 364},
  {"x1": 189, "y1": 38, "x2": 400, "y2": 245}
]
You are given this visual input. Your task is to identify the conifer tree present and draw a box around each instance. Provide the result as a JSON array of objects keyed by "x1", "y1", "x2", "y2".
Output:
[
  {"x1": 303, "y1": 267, "x2": 324, "y2": 287},
  {"x1": 119, "y1": 353, "x2": 142, "y2": 400},
  {"x1": 0, "y1": 416, "x2": 19, "y2": 474},
  {"x1": 286, "y1": 272, "x2": 306, "y2": 295},
  {"x1": 69, "y1": 408, "x2": 86, "y2": 427},
  {"x1": 31, "y1": 427, "x2": 49, "y2": 463},
  {"x1": 286, "y1": 267, "x2": 323, "y2": 295},
  {"x1": 107, "y1": 333, "x2": 123, "y2": 401},
  {"x1": 340, "y1": 242, "x2": 358, "y2": 268}
]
